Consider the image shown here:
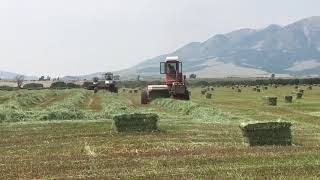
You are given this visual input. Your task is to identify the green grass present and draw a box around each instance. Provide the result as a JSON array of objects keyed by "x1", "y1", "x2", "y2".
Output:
[{"x1": 0, "y1": 86, "x2": 320, "y2": 179}]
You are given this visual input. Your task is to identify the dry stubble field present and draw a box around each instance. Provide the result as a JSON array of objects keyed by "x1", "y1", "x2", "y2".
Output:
[{"x1": 0, "y1": 85, "x2": 320, "y2": 179}]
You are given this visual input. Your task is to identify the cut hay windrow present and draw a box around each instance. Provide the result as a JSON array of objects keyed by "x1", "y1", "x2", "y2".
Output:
[
  {"x1": 240, "y1": 121, "x2": 292, "y2": 146},
  {"x1": 98, "y1": 92, "x2": 136, "y2": 119},
  {"x1": 113, "y1": 113, "x2": 159, "y2": 132},
  {"x1": 0, "y1": 90, "x2": 93, "y2": 122},
  {"x1": 34, "y1": 90, "x2": 91, "y2": 121},
  {"x1": 151, "y1": 99, "x2": 227, "y2": 123}
]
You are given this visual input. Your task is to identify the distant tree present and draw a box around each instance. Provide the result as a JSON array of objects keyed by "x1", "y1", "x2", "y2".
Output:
[
  {"x1": 271, "y1": 74, "x2": 275, "y2": 80},
  {"x1": 15, "y1": 75, "x2": 25, "y2": 89},
  {"x1": 93, "y1": 77, "x2": 99, "y2": 82},
  {"x1": 189, "y1": 74, "x2": 197, "y2": 79},
  {"x1": 39, "y1": 76, "x2": 45, "y2": 81},
  {"x1": 137, "y1": 75, "x2": 141, "y2": 81},
  {"x1": 46, "y1": 76, "x2": 51, "y2": 81},
  {"x1": 50, "y1": 81, "x2": 67, "y2": 89}
]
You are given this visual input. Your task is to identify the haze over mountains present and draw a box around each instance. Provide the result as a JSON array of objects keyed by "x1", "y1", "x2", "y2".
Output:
[{"x1": 1, "y1": 16, "x2": 320, "y2": 80}]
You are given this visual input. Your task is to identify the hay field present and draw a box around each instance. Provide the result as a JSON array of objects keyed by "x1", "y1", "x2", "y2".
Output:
[{"x1": 1, "y1": 85, "x2": 320, "y2": 179}]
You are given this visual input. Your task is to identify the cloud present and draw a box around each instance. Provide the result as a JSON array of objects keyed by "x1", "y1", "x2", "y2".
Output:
[{"x1": 286, "y1": 60, "x2": 320, "y2": 71}]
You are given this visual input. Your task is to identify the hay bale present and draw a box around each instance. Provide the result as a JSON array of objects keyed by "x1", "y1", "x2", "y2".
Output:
[
  {"x1": 201, "y1": 89, "x2": 207, "y2": 95},
  {"x1": 298, "y1": 89, "x2": 304, "y2": 94},
  {"x1": 129, "y1": 90, "x2": 133, "y2": 93},
  {"x1": 252, "y1": 87, "x2": 257, "y2": 91},
  {"x1": 122, "y1": 89, "x2": 126, "y2": 92},
  {"x1": 113, "y1": 113, "x2": 159, "y2": 132},
  {"x1": 257, "y1": 89, "x2": 261, "y2": 92},
  {"x1": 237, "y1": 89, "x2": 242, "y2": 93},
  {"x1": 308, "y1": 86, "x2": 312, "y2": 90},
  {"x1": 296, "y1": 92, "x2": 303, "y2": 99},
  {"x1": 284, "y1": 96, "x2": 293, "y2": 103},
  {"x1": 134, "y1": 89, "x2": 138, "y2": 93},
  {"x1": 264, "y1": 86, "x2": 268, "y2": 90},
  {"x1": 240, "y1": 122, "x2": 292, "y2": 146},
  {"x1": 263, "y1": 96, "x2": 277, "y2": 106},
  {"x1": 205, "y1": 93, "x2": 212, "y2": 99},
  {"x1": 295, "y1": 86, "x2": 299, "y2": 89}
]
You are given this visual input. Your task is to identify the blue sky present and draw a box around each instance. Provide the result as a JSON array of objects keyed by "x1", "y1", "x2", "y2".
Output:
[{"x1": 0, "y1": 0, "x2": 319, "y2": 76}]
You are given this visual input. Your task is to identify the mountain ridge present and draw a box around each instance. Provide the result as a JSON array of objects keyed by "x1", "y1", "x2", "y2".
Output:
[{"x1": 125, "y1": 16, "x2": 320, "y2": 78}]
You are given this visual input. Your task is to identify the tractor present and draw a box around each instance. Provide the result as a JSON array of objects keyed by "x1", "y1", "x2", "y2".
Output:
[
  {"x1": 88, "y1": 72, "x2": 118, "y2": 93},
  {"x1": 141, "y1": 56, "x2": 190, "y2": 104}
]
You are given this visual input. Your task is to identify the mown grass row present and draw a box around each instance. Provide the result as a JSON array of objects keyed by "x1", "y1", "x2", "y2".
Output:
[
  {"x1": 0, "y1": 89, "x2": 140, "y2": 123},
  {"x1": 151, "y1": 98, "x2": 229, "y2": 124},
  {"x1": 0, "y1": 90, "x2": 90, "y2": 122}
]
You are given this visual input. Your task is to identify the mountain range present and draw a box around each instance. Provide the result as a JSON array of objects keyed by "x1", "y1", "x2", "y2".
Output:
[
  {"x1": 1, "y1": 16, "x2": 320, "y2": 80},
  {"x1": 119, "y1": 16, "x2": 320, "y2": 79}
]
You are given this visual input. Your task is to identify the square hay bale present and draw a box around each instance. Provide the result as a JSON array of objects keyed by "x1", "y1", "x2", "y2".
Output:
[
  {"x1": 263, "y1": 96, "x2": 277, "y2": 106},
  {"x1": 113, "y1": 113, "x2": 159, "y2": 132},
  {"x1": 205, "y1": 93, "x2": 212, "y2": 99},
  {"x1": 284, "y1": 96, "x2": 293, "y2": 103},
  {"x1": 240, "y1": 122, "x2": 292, "y2": 146},
  {"x1": 201, "y1": 89, "x2": 207, "y2": 95},
  {"x1": 296, "y1": 92, "x2": 303, "y2": 99}
]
